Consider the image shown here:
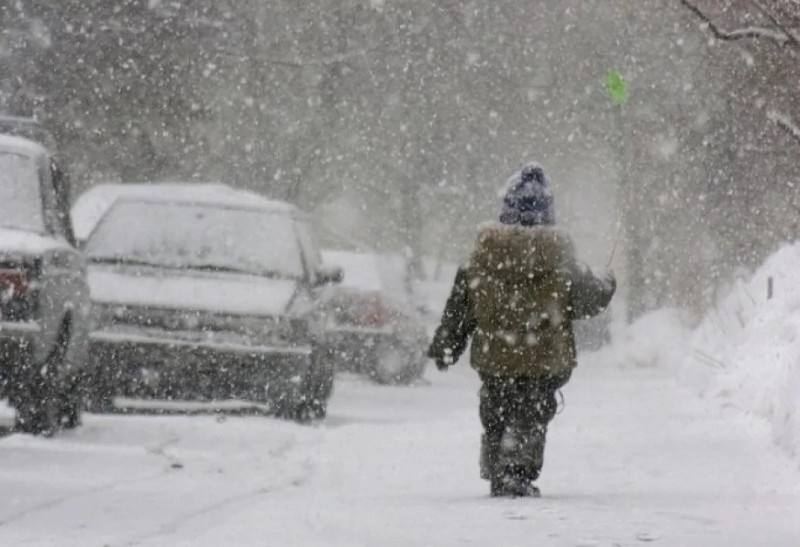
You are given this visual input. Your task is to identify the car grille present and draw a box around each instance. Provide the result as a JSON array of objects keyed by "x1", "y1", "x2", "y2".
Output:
[{"x1": 92, "y1": 304, "x2": 307, "y2": 345}]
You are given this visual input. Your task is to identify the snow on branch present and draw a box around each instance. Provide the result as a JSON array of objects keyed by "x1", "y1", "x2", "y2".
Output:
[
  {"x1": 749, "y1": 0, "x2": 800, "y2": 46},
  {"x1": 679, "y1": 0, "x2": 794, "y2": 45},
  {"x1": 767, "y1": 110, "x2": 800, "y2": 145}
]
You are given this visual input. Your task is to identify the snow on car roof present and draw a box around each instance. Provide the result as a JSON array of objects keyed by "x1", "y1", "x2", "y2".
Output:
[
  {"x1": 322, "y1": 249, "x2": 383, "y2": 292},
  {"x1": 72, "y1": 182, "x2": 295, "y2": 242},
  {"x1": 321, "y1": 249, "x2": 415, "y2": 307},
  {"x1": 0, "y1": 134, "x2": 48, "y2": 158}
]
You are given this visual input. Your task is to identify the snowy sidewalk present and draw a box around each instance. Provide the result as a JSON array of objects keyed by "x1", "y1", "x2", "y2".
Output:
[{"x1": 1, "y1": 354, "x2": 799, "y2": 546}]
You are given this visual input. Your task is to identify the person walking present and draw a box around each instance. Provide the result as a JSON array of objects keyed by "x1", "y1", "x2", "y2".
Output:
[{"x1": 428, "y1": 163, "x2": 616, "y2": 497}]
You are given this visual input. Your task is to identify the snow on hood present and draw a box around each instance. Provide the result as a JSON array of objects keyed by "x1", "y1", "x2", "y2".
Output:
[
  {"x1": 0, "y1": 227, "x2": 72, "y2": 255},
  {"x1": 88, "y1": 267, "x2": 298, "y2": 317}
]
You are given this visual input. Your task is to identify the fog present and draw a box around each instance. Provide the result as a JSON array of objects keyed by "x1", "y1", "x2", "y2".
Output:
[{"x1": 2, "y1": 0, "x2": 798, "y2": 319}]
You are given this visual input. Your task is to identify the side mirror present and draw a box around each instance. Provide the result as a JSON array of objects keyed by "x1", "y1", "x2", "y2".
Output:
[{"x1": 315, "y1": 265, "x2": 344, "y2": 286}]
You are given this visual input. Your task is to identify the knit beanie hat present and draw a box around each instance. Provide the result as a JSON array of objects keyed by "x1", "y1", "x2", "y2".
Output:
[{"x1": 499, "y1": 163, "x2": 554, "y2": 226}]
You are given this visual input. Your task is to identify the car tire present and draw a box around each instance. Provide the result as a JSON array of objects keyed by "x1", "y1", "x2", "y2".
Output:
[
  {"x1": 14, "y1": 326, "x2": 83, "y2": 435},
  {"x1": 291, "y1": 394, "x2": 326, "y2": 422},
  {"x1": 59, "y1": 374, "x2": 83, "y2": 429},
  {"x1": 287, "y1": 353, "x2": 334, "y2": 422},
  {"x1": 59, "y1": 392, "x2": 82, "y2": 429},
  {"x1": 279, "y1": 392, "x2": 326, "y2": 423},
  {"x1": 13, "y1": 365, "x2": 61, "y2": 437},
  {"x1": 14, "y1": 378, "x2": 60, "y2": 435},
  {"x1": 81, "y1": 367, "x2": 115, "y2": 414}
]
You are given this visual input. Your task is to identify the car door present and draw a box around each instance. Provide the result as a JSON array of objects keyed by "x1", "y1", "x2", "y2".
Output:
[
  {"x1": 293, "y1": 217, "x2": 328, "y2": 338},
  {"x1": 37, "y1": 154, "x2": 90, "y2": 363}
]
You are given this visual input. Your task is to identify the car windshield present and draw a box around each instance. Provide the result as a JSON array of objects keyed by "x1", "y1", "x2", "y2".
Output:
[
  {"x1": 0, "y1": 152, "x2": 43, "y2": 232},
  {"x1": 85, "y1": 200, "x2": 304, "y2": 278}
]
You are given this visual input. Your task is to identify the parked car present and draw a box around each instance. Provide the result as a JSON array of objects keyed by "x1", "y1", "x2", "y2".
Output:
[
  {"x1": 0, "y1": 115, "x2": 58, "y2": 151},
  {"x1": 0, "y1": 134, "x2": 90, "y2": 435},
  {"x1": 72, "y1": 183, "x2": 342, "y2": 420},
  {"x1": 319, "y1": 250, "x2": 428, "y2": 384}
]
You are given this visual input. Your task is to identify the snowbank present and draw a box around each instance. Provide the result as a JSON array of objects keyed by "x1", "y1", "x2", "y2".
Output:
[
  {"x1": 595, "y1": 307, "x2": 691, "y2": 370},
  {"x1": 682, "y1": 242, "x2": 800, "y2": 459},
  {"x1": 595, "y1": 242, "x2": 800, "y2": 461}
]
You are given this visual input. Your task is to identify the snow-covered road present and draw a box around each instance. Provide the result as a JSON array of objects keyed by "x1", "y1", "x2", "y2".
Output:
[{"x1": 1, "y1": 353, "x2": 799, "y2": 547}]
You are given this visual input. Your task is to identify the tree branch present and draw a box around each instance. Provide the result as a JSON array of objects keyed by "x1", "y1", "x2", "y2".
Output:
[
  {"x1": 679, "y1": 0, "x2": 793, "y2": 44},
  {"x1": 748, "y1": 0, "x2": 800, "y2": 46},
  {"x1": 767, "y1": 109, "x2": 800, "y2": 145}
]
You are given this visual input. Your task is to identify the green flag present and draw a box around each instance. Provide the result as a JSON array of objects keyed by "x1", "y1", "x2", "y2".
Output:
[{"x1": 606, "y1": 69, "x2": 628, "y2": 106}]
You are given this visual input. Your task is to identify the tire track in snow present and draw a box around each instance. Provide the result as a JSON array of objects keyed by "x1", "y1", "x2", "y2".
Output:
[
  {"x1": 119, "y1": 453, "x2": 316, "y2": 546},
  {"x1": 0, "y1": 436, "x2": 187, "y2": 527},
  {"x1": 0, "y1": 418, "x2": 320, "y2": 544},
  {"x1": 120, "y1": 486, "x2": 275, "y2": 547},
  {"x1": 0, "y1": 467, "x2": 173, "y2": 527}
]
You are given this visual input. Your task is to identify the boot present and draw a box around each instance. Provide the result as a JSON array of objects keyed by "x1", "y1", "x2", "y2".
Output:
[
  {"x1": 480, "y1": 434, "x2": 500, "y2": 480},
  {"x1": 490, "y1": 469, "x2": 541, "y2": 498}
]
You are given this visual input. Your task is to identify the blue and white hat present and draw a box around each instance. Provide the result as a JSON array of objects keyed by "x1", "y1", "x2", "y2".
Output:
[{"x1": 499, "y1": 163, "x2": 554, "y2": 226}]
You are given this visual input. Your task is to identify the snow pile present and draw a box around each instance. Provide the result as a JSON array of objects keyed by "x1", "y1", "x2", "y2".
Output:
[
  {"x1": 682, "y1": 242, "x2": 800, "y2": 459},
  {"x1": 594, "y1": 307, "x2": 691, "y2": 370},
  {"x1": 592, "y1": 242, "x2": 800, "y2": 460}
]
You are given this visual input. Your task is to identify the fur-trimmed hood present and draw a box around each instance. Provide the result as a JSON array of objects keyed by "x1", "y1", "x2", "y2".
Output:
[{"x1": 470, "y1": 223, "x2": 573, "y2": 282}]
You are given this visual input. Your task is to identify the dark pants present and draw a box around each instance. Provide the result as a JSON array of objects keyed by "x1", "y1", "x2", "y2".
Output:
[{"x1": 479, "y1": 372, "x2": 571, "y2": 485}]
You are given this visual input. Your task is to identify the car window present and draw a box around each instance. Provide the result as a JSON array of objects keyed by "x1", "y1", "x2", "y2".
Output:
[
  {"x1": 85, "y1": 200, "x2": 304, "y2": 278},
  {"x1": 0, "y1": 152, "x2": 45, "y2": 232}
]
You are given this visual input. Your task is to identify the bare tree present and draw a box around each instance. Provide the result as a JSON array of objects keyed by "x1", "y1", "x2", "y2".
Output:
[{"x1": 679, "y1": 0, "x2": 800, "y2": 145}]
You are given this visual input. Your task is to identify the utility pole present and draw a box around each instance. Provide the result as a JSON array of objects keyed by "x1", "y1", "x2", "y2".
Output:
[{"x1": 604, "y1": 68, "x2": 644, "y2": 322}]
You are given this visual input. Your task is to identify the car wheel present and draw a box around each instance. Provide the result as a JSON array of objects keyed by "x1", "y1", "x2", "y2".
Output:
[
  {"x1": 14, "y1": 327, "x2": 82, "y2": 435},
  {"x1": 13, "y1": 365, "x2": 61, "y2": 437},
  {"x1": 290, "y1": 394, "x2": 326, "y2": 422},
  {"x1": 288, "y1": 354, "x2": 334, "y2": 422},
  {"x1": 59, "y1": 374, "x2": 83, "y2": 429},
  {"x1": 81, "y1": 366, "x2": 115, "y2": 413},
  {"x1": 277, "y1": 392, "x2": 326, "y2": 423},
  {"x1": 370, "y1": 343, "x2": 417, "y2": 385}
]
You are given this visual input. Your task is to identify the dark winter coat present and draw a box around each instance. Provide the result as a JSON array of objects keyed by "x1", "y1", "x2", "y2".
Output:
[{"x1": 428, "y1": 223, "x2": 615, "y2": 377}]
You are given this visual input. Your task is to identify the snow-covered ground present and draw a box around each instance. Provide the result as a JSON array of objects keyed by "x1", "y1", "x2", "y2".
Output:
[
  {"x1": 1, "y1": 352, "x2": 799, "y2": 546},
  {"x1": 3, "y1": 245, "x2": 800, "y2": 546}
]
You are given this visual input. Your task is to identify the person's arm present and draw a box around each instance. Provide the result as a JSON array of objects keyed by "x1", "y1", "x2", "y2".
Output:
[
  {"x1": 427, "y1": 266, "x2": 475, "y2": 369},
  {"x1": 566, "y1": 260, "x2": 616, "y2": 320}
]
